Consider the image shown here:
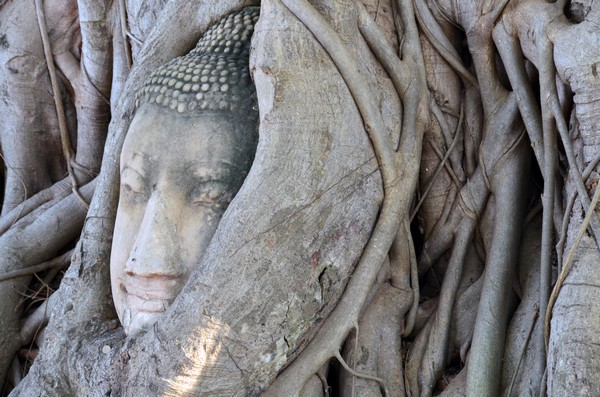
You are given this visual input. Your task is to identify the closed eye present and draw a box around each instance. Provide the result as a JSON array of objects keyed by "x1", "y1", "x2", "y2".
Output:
[
  {"x1": 191, "y1": 185, "x2": 233, "y2": 209},
  {"x1": 121, "y1": 183, "x2": 148, "y2": 205},
  {"x1": 121, "y1": 167, "x2": 149, "y2": 205}
]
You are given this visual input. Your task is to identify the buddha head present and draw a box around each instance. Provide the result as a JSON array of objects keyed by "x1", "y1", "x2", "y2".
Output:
[{"x1": 110, "y1": 7, "x2": 259, "y2": 335}]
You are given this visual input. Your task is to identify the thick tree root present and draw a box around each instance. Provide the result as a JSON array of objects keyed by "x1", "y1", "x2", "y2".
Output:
[
  {"x1": 0, "y1": 180, "x2": 94, "y2": 387},
  {"x1": 0, "y1": 178, "x2": 73, "y2": 235},
  {"x1": 35, "y1": 0, "x2": 88, "y2": 210},
  {"x1": 0, "y1": 249, "x2": 73, "y2": 283},
  {"x1": 340, "y1": 282, "x2": 411, "y2": 397},
  {"x1": 413, "y1": 0, "x2": 478, "y2": 88},
  {"x1": 263, "y1": 0, "x2": 427, "y2": 395},
  {"x1": 336, "y1": 351, "x2": 389, "y2": 396},
  {"x1": 546, "y1": 182, "x2": 600, "y2": 343},
  {"x1": 466, "y1": 137, "x2": 529, "y2": 396},
  {"x1": 418, "y1": 221, "x2": 474, "y2": 397}
]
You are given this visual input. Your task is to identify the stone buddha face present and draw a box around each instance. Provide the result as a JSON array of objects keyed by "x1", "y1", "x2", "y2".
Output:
[
  {"x1": 110, "y1": 5, "x2": 258, "y2": 335},
  {"x1": 110, "y1": 104, "x2": 255, "y2": 335}
]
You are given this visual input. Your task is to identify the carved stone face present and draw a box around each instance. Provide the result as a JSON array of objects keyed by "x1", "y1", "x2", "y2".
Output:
[{"x1": 111, "y1": 104, "x2": 252, "y2": 335}]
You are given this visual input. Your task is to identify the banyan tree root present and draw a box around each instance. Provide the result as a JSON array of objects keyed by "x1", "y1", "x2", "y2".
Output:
[
  {"x1": 263, "y1": 0, "x2": 428, "y2": 395},
  {"x1": 401, "y1": 0, "x2": 542, "y2": 395},
  {"x1": 339, "y1": 284, "x2": 411, "y2": 396},
  {"x1": 339, "y1": 240, "x2": 413, "y2": 396},
  {"x1": 6, "y1": 0, "x2": 600, "y2": 395},
  {"x1": 0, "y1": 180, "x2": 95, "y2": 387},
  {"x1": 500, "y1": 216, "x2": 544, "y2": 396}
]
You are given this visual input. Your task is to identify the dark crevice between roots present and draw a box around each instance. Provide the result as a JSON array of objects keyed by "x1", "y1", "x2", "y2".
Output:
[
  {"x1": 564, "y1": 0, "x2": 592, "y2": 23},
  {"x1": 326, "y1": 359, "x2": 340, "y2": 397},
  {"x1": 410, "y1": 214, "x2": 424, "y2": 259}
]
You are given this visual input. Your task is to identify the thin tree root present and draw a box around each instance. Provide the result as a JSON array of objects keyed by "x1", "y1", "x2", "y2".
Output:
[
  {"x1": 0, "y1": 250, "x2": 73, "y2": 283},
  {"x1": 263, "y1": 0, "x2": 425, "y2": 395},
  {"x1": 545, "y1": 181, "x2": 600, "y2": 346},
  {"x1": 507, "y1": 306, "x2": 539, "y2": 397},
  {"x1": 34, "y1": 0, "x2": 89, "y2": 211},
  {"x1": 118, "y1": 0, "x2": 133, "y2": 68},
  {"x1": 10, "y1": 356, "x2": 22, "y2": 389},
  {"x1": 418, "y1": 220, "x2": 474, "y2": 397},
  {"x1": 430, "y1": 101, "x2": 453, "y2": 157},
  {"x1": 316, "y1": 368, "x2": 330, "y2": 397},
  {"x1": 0, "y1": 152, "x2": 29, "y2": 217},
  {"x1": 430, "y1": 100, "x2": 465, "y2": 183},
  {"x1": 539, "y1": 365, "x2": 548, "y2": 397},
  {"x1": 537, "y1": 39, "x2": 558, "y2": 359},
  {"x1": 428, "y1": 138, "x2": 461, "y2": 189},
  {"x1": 557, "y1": 153, "x2": 600, "y2": 268},
  {"x1": 405, "y1": 315, "x2": 434, "y2": 396},
  {"x1": 583, "y1": 152, "x2": 600, "y2": 180},
  {"x1": 411, "y1": 103, "x2": 464, "y2": 221},
  {"x1": 352, "y1": 323, "x2": 359, "y2": 397},
  {"x1": 126, "y1": 31, "x2": 143, "y2": 46},
  {"x1": 20, "y1": 293, "x2": 58, "y2": 347},
  {"x1": 335, "y1": 351, "x2": 389, "y2": 397},
  {"x1": 15, "y1": 273, "x2": 52, "y2": 313}
]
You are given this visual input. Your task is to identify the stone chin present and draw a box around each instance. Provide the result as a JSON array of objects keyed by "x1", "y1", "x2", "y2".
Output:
[{"x1": 122, "y1": 307, "x2": 164, "y2": 336}]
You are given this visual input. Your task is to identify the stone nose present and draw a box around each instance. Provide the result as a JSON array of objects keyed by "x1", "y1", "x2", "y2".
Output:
[{"x1": 124, "y1": 191, "x2": 182, "y2": 278}]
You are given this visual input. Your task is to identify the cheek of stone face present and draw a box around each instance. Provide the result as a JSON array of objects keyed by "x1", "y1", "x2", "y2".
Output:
[
  {"x1": 118, "y1": 195, "x2": 248, "y2": 339},
  {"x1": 111, "y1": 198, "x2": 145, "y2": 329},
  {"x1": 177, "y1": 206, "x2": 226, "y2": 279}
]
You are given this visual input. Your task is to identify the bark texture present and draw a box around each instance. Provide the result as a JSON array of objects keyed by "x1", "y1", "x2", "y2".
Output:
[
  {"x1": 9, "y1": 0, "x2": 400, "y2": 395},
  {"x1": 1, "y1": 0, "x2": 600, "y2": 395}
]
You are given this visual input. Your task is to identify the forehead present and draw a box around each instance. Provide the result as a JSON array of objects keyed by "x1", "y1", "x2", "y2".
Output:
[{"x1": 122, "y1": 105, "x2": 240, "y2": 166}]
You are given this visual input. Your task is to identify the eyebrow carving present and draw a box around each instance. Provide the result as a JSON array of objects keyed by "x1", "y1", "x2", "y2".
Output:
[
  {"x1": 121, "y1": 148, "x2": 154, "y2": 174},
  {"x1": 121, "y1": 165, "x2": 146, "y2": 181}
]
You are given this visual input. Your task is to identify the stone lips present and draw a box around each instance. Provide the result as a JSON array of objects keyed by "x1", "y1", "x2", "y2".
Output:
[{"x1": 135, "y1": 7, "x2": 260, "y2": 114}]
